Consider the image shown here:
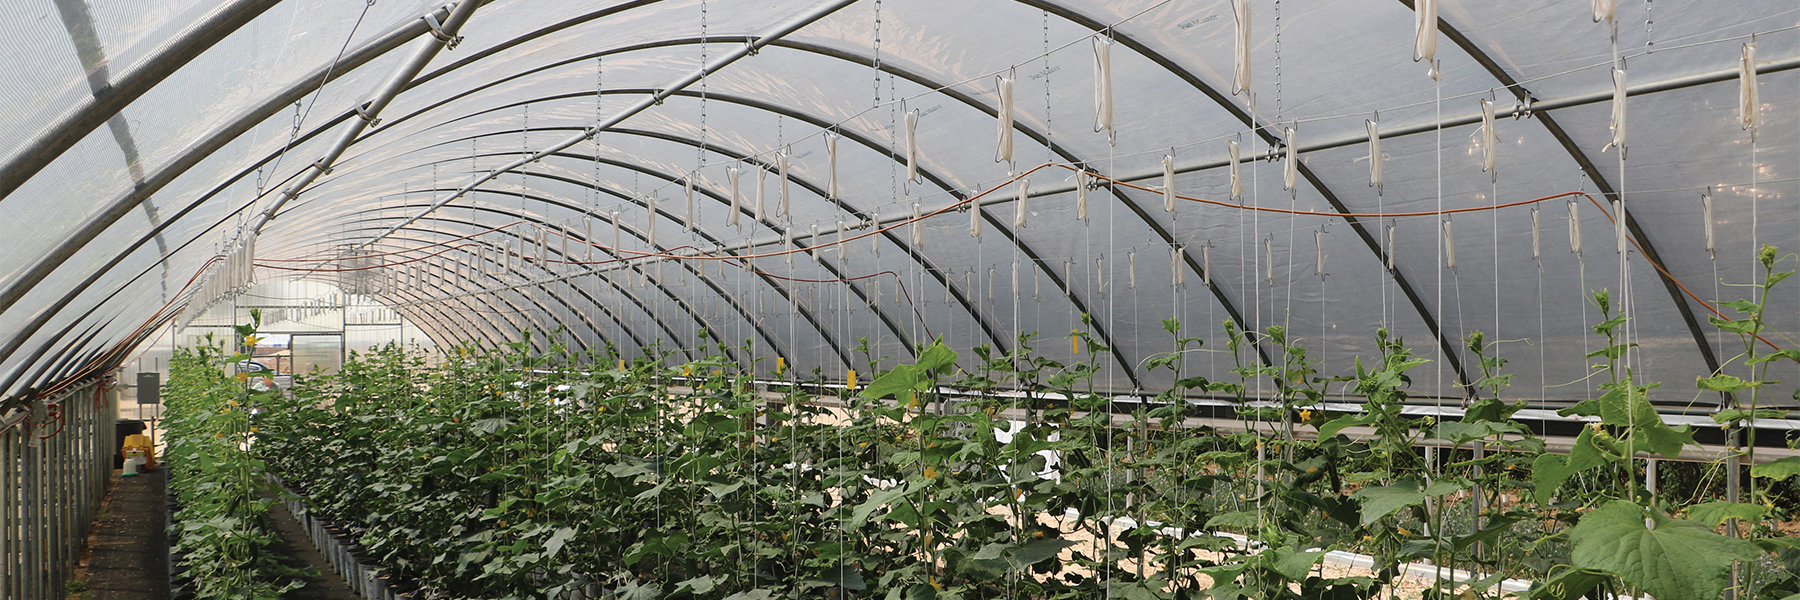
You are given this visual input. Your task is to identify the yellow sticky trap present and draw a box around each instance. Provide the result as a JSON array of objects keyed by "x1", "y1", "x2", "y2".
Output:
[
  {"x1": 618, "y1": 359, "x2": 626, "y2": 370},
  {"x1": 848, "y1": 369, "x2": 858, "y2": 390},
  {"x1": 776, "y1": 357, "x2": 786, "y2": 374},
  {"x1": 1071, "y1": 330, "x2": 1081, "y2": 354}
]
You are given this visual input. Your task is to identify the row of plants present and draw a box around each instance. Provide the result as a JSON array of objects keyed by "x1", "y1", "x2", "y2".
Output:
[
  {"x1": 164, "y1": 312, "x2": 310, "y2": 599},
  {"x1": 242, "y1": 249, "x2": 1800, "y2": 600}
]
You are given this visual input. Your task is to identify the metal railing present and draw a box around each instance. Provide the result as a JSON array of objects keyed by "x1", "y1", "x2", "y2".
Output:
[{"x1": 1, "y1": 379, "x2": 117, "y2": 600}]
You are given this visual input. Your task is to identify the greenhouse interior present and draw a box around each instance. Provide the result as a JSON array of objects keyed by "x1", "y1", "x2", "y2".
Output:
[{"x1": 1, "y1": 0, "x2": 1799, "y2": 598}]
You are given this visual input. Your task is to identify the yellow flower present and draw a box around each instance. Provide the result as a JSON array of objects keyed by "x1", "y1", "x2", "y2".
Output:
[
  {"x1": 1397, "y1": 527, "x2": 1411, "y2": 536},
  {"x1": 1299, "y1": 410, "x2": 1314, "y2": 422},
  {"x1": 923, "y1": 466, "x2": 939, "y2": 479},
  {"x1": 227, "y1": 399, "x2": 237, "y2": 406}
]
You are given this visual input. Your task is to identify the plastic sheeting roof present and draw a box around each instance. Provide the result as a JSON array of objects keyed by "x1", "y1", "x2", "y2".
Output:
[{"x1": 1, "y1": 0, "x2": 1796, "y2": 408}]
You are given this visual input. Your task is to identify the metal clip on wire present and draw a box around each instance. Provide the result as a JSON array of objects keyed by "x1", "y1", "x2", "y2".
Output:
[
  {"x1": 354, "y1": 103, "x2": 382, "y2": 128},
  {"x1": 422, "y1": 12, "x2": 464, "y2": 50},
  {"x1": 1514, "y1": 96, "x2": 1536, "y2": 120}
]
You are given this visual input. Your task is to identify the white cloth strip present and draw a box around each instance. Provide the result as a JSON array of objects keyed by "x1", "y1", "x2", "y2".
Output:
[
  {"x1": 1233, "y1": 0, "x2": 1251, "y2": 95},
  {"x1": 1076, "y1": 170, "x2": 1090, "y2": 220},
  {"x1": 1443, "y1": 219, "x2": 1456, "y2": 270},
  {"x1": 1569, "y1": 200, "x2": 1582, "y2": 255},
  {"x1": 778, "y1": 149, "x2": 792, "y2": 217},
  {"x1": 826, "y1": 131, "x2": 840, "y2": 199},
  {"x1": 1604, "y1": 67, "x2": 1627, "y2": 154},
  {"x1": 996, "y1": 76, "x2": 1015, "y2": 166},
  {"x1": 685, "y1": 175, "x2": 696, "y2": 232},
  {"x1": 1093, "y1": 36, "x2": 1114, "y2": 144},
  {"x1": 1703, "y1": 193, "x2": 1715, "y2": 255},
  {"x1": 1163, "y1": 154, "x2": 1176, "y2": 213},
  {"x1": 1367, "y1": 120, "x2": 1382, "y2": 192},
  {"x1": 728, "y1": 167, "x2": 742, "y2": 227},
  {"x1": 1015, "y1": 178, "x2": 1030, "y2": 228},
  {"x1": 1480, "y1": 98, "x2": 1498, "y2": 181},
  {"x1": 1229, "y1": 138, "x2": 1243, "y2": 201},
  {"x1": 906, "y1": 109, "x2": 921, "y2": 184},
  {"x1": 1283, "y1": 126, "x2": 1299, "y2": 193},
  {"x1": 1740, "y1": 42, "x2": 1759, "y2": 132},
  {"x1": 1415, "y1": 0, "x2": 1437, "y2": 64}
]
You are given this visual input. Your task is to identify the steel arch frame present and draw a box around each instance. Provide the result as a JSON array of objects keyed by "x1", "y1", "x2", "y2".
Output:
[
  {"x1": 1394, "y1": 0, "x2": 1730, "y2": 399},
  {"x1": 324, "y1": 86, "x2": 1147, "y2": 387},
  {"x1": 294, "y1": 191, "x2": 799, "y2": 368},
  {"x1": 1014, "y1": 0, "x2": 1476, "y2": 394},
  {"x1": 344, "y1": 233, "x2": 618, "y2": 356},
  {"x1": 283, "y1": 214, "x2": 709, "y2": 363}
]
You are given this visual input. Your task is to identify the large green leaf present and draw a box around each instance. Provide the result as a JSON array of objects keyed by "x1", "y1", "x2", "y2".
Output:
[
  {"x1": 1568, "y1": 500, "x2": 1760, "y2": 600},
  {"x1": 1597, "y1": 388, "x2": 1656, "y2": 428},
  {"x1": 723, "y1": 590, "x2": 776, "y2": 600},
  {"x1": 823, "y1": 567, "x2": 867, "y2": 591},
  {"x1": 1431, "y1": 420, "x2": 1516, "y2": 444},
  {"x1": 1265, "y1": 547, "x2": 1326, "y2": 581},
  {"x1": 543, "y1": 527, "x2": 576, "y2": 560},
  {"x1": 1629, "y1": 421, "x2": 1697, "y2": 460},
  {"x1": 1698, "y1": 374, "x2": 1753, "y2": 393},
  {"x1": 1006, "y1": 538, "x2": 1079, "y2": 569},
  {"x1": 863, "y1": 364, "x2": 921, "y2": 403},
  {"x1": 917, "y1": 342, "x2": 958, "y2": 375},
  {"x1": 1530, "y1": 428, "x2": 1613, "y2": 502},
  {"x1": 1318, "y1": 412, "x2": 1383, "y2": 439},
  {"x1": 1206, "y1": 511, "x2": 1262, "y2": 529},
  {"x1": 1686, "y1": 501, "x2": 1768, "y2": 527},
  {"x1": 617, "y1": 582, "x2": 661, "y2": 600},
  {"x1": 1351, "y1": 478, "x2": 1425, "y2": 526},
  {"x1": 1524, "y1": 568, "x2": 1611, "y2": 600},
  {"x1": 674, "y1": 575, "x2": 719, "y2": 595},
  {"x1": 849, "y1": 482, "x2": 912, "y2": 527},
  {"x1": 1752, "y1": 456, "x2": 1800, "y2": 481}
]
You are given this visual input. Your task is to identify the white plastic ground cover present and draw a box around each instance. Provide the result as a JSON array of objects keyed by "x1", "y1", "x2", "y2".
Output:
[{"x1": 1, "y1": 0, "x2": 1797, "y2": 405}]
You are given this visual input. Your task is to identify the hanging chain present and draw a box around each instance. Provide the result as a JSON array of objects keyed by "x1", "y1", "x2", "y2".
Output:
[
  {"x1": 698, "y1": 0, "x2": 709, "y2": 171},
  {"x1": 1274, "y1": 0, "x2": 1283, "y2": 119},
  {"x1": 1043, "y1": 9, "x2": 1054, "y2": 162},
  {"x1": 872, "y1": 0, "x2": 882, "y2": 108},
  {"x1": 604, "y1": 56, "x2": 612, "y2": 217}
]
